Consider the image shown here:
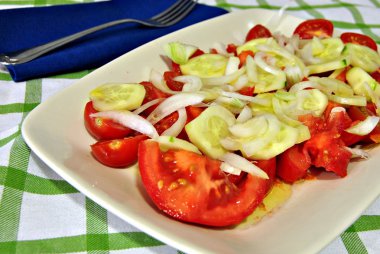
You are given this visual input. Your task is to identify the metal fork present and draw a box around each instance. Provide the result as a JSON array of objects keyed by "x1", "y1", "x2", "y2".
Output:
[{"x1": 0, "y1": 0, "x2": 197, "y2": 65}]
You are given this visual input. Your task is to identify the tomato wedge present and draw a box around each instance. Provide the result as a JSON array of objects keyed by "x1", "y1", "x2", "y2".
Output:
[
  {"x1": 293, "y1": 19, "x2": 334, "y2": 39},
  {"x1": 238, "y1": 50, "x2": 255, "y2": 66},
  {"x1": 91, "y1": 135, "x2": 148, "y2": 168},
  {"x1": 138, "y1": 140, "x2": 271, "y2": 227},
  {"x1": 340, "y1": 32, "x2": 378, "y2": 51},
  {"x1": 303, "y1": 129, "x2": 352, "y2": 177},
  {"x1": 245, "y1": 24, "x2": 272, "y2": 42},
  {"x1": 139, "y1": 81, "x2": 169, "y2": 115},
  {"x1": 299, "y1": 112, "x2": 353, "y2": 177},
  {"x1": 371, "y1": 68, "x2": 380, "y2": 83},
  {"x1": 84, "y1": 101, "x2": 132, "y2": 140},
  {"x1": 163, "y1": 70, "x2": 184, "y2": 91},
  {"x1": 277, "y1": 144, "x2": 311, "y2": 183}
]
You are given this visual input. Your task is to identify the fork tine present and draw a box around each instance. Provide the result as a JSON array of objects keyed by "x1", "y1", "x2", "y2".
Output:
[
  {"x1": 153, "y1": 0, "x2": 197, "y2": 26},
  {"x1": 151, "y1": 0, "x2": 189, "y2": 20}
]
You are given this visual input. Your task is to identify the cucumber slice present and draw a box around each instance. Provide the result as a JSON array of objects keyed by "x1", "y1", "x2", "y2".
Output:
[
  {"x1": 185, "y1": 105, "x2": 236, "y2": 159},
  {"x1": 346, "y1": 67, "x2": 380, "y2": 98},
  {"x1": 238, "y1": 114, "x2": 299, "y2": 160},
  {"x1": 295, "y1": 89, "x2": 328, "y2": 117},
  {"x1": 254, "y1": 68, "x2": 287, "y2": 93},
  {"x1": 307, "y1": 57, "x2": 349, "y2": 75},
  {"x1": 90, "y1": 83, "x2": 145, "y2": 111},
  {"x1": 244, "y1": 123, "x2": 298, "y2": 160},
  {"x1": 180, "y1": 54, "x2": 228, "y2": 78},
  {"x1": 236, "y1": 37, "x2": 279, "y2": 55},
  {"x1": 311, "y1": 38, "x2": 344, "y2": 62},
  {"x1": 249, "y1": 93, "x2": 275, "y2": 116},
  {"x1": 343, "y1": 43, "x2": 380, "y2": 73}
]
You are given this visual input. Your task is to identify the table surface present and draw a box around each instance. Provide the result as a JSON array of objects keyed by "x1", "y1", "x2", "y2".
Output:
[{"x1": 0, "y1": 0, "x2": 379, "y2": 253}]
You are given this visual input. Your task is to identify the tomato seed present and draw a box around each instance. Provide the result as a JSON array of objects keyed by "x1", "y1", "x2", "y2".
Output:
[
  {"x1": 177, "y1": 178, "x2": 187, "y2": 186},
  {"x1": 157, "y1": 180, "x2": 164, "y2": 190},
  {"x1": 168, "y1": 182, "x2": 179, "y2": 191}
]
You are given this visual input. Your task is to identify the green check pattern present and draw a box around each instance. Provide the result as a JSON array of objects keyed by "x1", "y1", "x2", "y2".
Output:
[{"x1": 0, "y1": 0, "x2": 379, "y2": 253}]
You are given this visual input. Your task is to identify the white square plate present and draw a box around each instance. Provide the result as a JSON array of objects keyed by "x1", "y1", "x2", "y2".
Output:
[{"x1": 22, "y1": 9, "x2": 380, "y2": 254}]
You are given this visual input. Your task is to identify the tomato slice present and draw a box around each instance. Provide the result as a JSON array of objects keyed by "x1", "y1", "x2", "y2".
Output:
[
  {"x1": 303, "y1": 130, "x2": 352, "y2": 177},
  {"x1": 326, "y1": 107, "x2": 352, "y2": 133},
  {"x1": 91, "y1": 135, "x2": 147, "y2": 168},
  {"x1": 293, "y1": 19, "x2": 334, "y2": 39},
  {"x1": 238, "y1": 50, "x2": 255, "y2": 66},
  {"x1": 299, "y1": 111, "x2": 353, "y2": 177},
  {"x1": 84, "y1": 101, "x2": 132, "y2": 140},
  {"x1": 138, "y1": 140, "x2": 271, "y2": 227},
  {"x1": 334, "y1": 67, "x2": 351, "y2": 83},
  {"x1": 277, "y1": 144, "x2": 311, "y2": 183},
  {"x1": 255, "y1": 157, "x2": 277, "y2": 187},
  {"x1": 139, "y1": 81, "x2": 169, "y2": 115},
  {"x1": 245, "y1": 24, "x2": 272, "y2": 42},
  {"x1": 226, "y1": 43, "x2": 238, "y2": 55},
  {"x1": 371, "y1": 68, "x2": 380, "y2": 84},
  {"x1": 190, "y1": 48, "x2": 205, "y2": 58},
  {"x1": 298, "y1": 114, "x2": 326, "y2": 136},
  {"x1": 163, "y1": 71, "x2": 184, "y2": 91},
  {"x1": 154, "y1": 112, "x2": 179, "y2": 135},
  {"x1": 340, "y1": 32, "x2": 378, "y2": 51},
  {"x1": 186, "y1": 106, "x2": 205, "y2": 120},
  {"x1": 238, "y1": 86, "x2": 255, "y2": 96}
]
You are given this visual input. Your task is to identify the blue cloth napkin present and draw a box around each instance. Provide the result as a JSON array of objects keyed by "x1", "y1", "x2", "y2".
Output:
[{"x1": 0, "y1": 0, "x2": 227, "y2": 82}]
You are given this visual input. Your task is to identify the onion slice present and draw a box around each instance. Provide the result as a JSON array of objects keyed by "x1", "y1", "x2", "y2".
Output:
[
  {"x1": 150, "y1": 69, "x2": 177, "y2": 94},
  {"x1": 219, "y1": 152, "x2": 269, "y2": 179},
  {"x1": 91, "y1": 110, "x2": 158, "y2": 139},
  {"x1": 174, "y1": 75, "x2": 203, "y2": 92},
  {"x1": 220, "y1": 162, "x2": 242, "y2": 176},
  {"x1": 254, "y1": 52, "x2": 281, "y2": 75},
  {"x1": 161, "y1": 108, "x2": 187, "y2": 137},
  {"x1": 345, "y1": 116, "x2": 380, "y2": 135},
  {"x1": 133, "y1": 98, "x2": 163, "y2": 115},
  {"x1": 147, "y1": 93, "x2": 205, "y2": 124},
  {"x1": 221, "y1": 91, "x2": 271, "y2": 106},
  {"x1": 236, "y1": 106, "x2": 252, "y2": 123},
  {"x1": 202, "y1": 67, "x2": 246, "y2": 86}
]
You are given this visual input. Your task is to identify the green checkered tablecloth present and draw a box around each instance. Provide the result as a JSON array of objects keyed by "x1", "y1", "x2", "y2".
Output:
[{"x1": 1, "y1": 0, "x2": 379, "y2": 253}]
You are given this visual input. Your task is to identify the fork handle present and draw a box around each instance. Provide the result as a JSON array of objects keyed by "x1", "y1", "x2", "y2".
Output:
[{"x1": 0, "y1": 18, "x2": 158, "y2": 65}]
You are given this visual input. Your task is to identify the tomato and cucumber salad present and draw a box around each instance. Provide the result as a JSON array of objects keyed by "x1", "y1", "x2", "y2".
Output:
[{"x1": 84, "y1": 18, "x2": 380, "y2": 227}]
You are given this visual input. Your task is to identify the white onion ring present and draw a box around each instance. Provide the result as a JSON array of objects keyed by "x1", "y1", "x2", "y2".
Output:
[
  {"x1": 133, "y1": 98, "x2": 163, "y2": 115},
  {"x1": 202, "y1": 67, "x2": 246, "y2": 86},
  {"x1": 219, "y1": 152, "x2": 269, "y2": 179},
  {"x1": 147, "y1": 93, "x2": 205, "y2": 124},
  {"x1": 91, "y1": 110, "x2": 158, "y2": 139}
]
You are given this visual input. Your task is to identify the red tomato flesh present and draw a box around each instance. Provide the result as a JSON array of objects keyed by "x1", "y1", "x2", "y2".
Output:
[
  {"x1": 293, "y1": 19, "x2": 334, "y2": 39},
  {"x1": 91, "y1": 135, "x2": 147, "y2": 168},
  {"x1": 138, "y1": 140, "x2": 272, "y2": 227},
  {"x1": 238, "y1": 50, "x2": 255, "y2": 66},
  {"x1": 340, "y1": 32, "x2": 378, "y2": 51},
  {"x1": 371, "y1": 68, "x2": 380, "y2": 84},
  {"x1": 303, "y1": 130, "x2": 352, "y2": 177},
  {"x1": 299, "y1": 112, "x2": 353, "y2": 177},
  {"x1": 139, "y1": 81, "x2": 169, "y2": 116},
  {"x1": 277, "y1": 144, "x2": 311, "y2": 184},
  {"x1": 163, "y1": 71, "x2": 184, "y2": 91},
  {"x1": 245, "y1": 24, "x2": 272, "y2": 42},
  {"x1": 84, "y1": 101, "x2": 132, "y2": 141}
]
